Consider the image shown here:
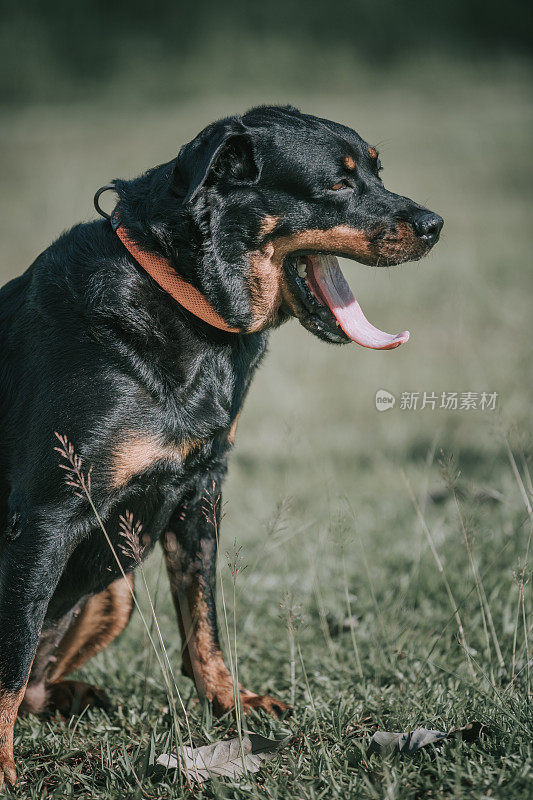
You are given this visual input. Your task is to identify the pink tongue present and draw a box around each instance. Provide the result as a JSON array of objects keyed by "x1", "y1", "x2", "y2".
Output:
[{"x1": 307, "y1": 255, "x2": 409, "y2": 350}]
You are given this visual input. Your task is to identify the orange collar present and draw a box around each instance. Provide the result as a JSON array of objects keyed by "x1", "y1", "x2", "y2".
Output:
[{"x1": 110, "y1": 206, "x2": 241, "y2": 334}]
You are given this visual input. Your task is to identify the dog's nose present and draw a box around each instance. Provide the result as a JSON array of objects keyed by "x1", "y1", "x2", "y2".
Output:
[{"x1": 413, "y1": 212, "x2": 444, "y2": 242}]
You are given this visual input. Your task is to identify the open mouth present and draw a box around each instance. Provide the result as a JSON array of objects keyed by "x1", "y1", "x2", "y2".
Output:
[{"x1": 285, "y1": 253, "x2": 409, "y2": 349}]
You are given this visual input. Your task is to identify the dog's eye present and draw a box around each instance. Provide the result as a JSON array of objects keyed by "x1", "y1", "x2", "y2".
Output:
[{"x1": 331, "y1": 179, "x2": 353, "y2": 191}]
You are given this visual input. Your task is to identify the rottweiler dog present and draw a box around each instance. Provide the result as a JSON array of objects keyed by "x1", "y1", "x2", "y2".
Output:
[{"x1": 0, "y1": 105, "x2": 442, "y2": 787}]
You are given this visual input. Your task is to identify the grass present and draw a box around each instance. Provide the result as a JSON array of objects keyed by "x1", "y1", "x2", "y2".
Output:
[{"x1": 1, "y1": 59, "x2": 532, "y2": 797}]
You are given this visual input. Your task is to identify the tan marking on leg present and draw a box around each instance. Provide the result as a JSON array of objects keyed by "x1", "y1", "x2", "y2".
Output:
[
  {"x1": 110, "y1": 433, "x2": 201, "y2": 488},
  {"x1": 344, "y1": 155, "x2": 356, "y2": 170},
  {"x1": 162, "y1": 533, "x2": 290, "y2": 717},
  {"x1": 0, "y1": 684, "x2": 26, "y2": 787},
  {"x1": 161, "y1": 535, "x2": 231, "y2": 708},
  {"x1": 20, "y1": 682, "x2": 48, "y2": 715},
  {"x1": 183, "y1": 593, "x2": 290, "y2": 716},
  {"x1": 48, "y1": 574, "x2": 134, "y2": 682},
  {"x1": 20, "y1": 606, "x2": 81, "y2": 715},
  {"x1": 183, "y1": 588, "x2": 237, "y2": 714}
]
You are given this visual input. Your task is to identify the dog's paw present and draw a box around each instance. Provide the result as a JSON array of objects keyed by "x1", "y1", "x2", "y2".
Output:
[
  {"x1": 47, "y1": 680, "x2": 110, "y2": 716},
  {"x1": 240, "y1": 690, "x2": 292, "y2": 717},
  {"x1": 0, "y1": 752, "x2": 17, "y2": 790},
  {"x1": 212, "y1": 686, "x2": 291, "y2": 718}
]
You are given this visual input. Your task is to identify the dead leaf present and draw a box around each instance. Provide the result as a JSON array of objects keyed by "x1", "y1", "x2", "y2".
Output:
[
  {"x1": 156, "y1": 732, "x2": 291, "y2": 783},
  {"x1": 367, "y1": 721, "x2": 487, "y2": 756}
]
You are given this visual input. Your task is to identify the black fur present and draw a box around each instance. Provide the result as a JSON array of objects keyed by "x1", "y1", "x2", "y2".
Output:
[{"x1": 0, "y1": 106, "x2": 442, "y2": 718}]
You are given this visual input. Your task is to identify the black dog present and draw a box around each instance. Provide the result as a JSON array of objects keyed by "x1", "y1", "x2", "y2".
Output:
[{"x1": 0, "y1": 105, "x2": 442, "y2": 787}]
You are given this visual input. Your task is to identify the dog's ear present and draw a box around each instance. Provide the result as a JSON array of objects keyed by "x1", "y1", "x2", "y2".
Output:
[
  {"x1": 174, "y1": 121, "x2": 259, "y2": 203},
  {"x1": 210, "y1": 134, "x2": 258, "y2": 182}
]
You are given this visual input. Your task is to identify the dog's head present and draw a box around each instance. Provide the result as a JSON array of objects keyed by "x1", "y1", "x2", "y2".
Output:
[{"x1": 173, "y1": 105, "x2": 443, "y2": 347}]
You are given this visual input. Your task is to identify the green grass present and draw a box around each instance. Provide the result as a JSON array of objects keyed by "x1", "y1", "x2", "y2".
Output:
[{"x1": 1, "y1": 60, "x2": 532, "y2": 798}]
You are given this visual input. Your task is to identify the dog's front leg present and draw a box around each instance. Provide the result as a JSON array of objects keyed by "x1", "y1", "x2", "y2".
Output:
[
  {"x1": 161, "y1": 471, "x2": 290, "y2": 718},
  {"x1": 0, "y1": 525, "x2": 67, "y2": 788}
]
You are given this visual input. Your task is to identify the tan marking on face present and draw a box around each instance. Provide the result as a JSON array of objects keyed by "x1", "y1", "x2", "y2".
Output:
[
  {"x1": 344, "y1": 155, "x2": 356, "y2": 170},
  {"x1": 110, "y1": 433, "x2": 200, "y2": 488},
  {"x1": 259, "y1": 215, "x2": 280, "y2": 237},
  {"x1": 228, "y1": 411, "x2": 241, "y2": 445},
  {"x1": 268, "y1": 226, "x2": 375, "y2": 267},
  {"x1": 376, "y1": 220, "x2": 426, "y2": 262},
  {"x1": 246, "y1": 226, "x2": 375, "y2": 330},
  {"x1": 368, "y1": 146, "x2": 377, "y2": 159},
  {"x1": 245, "y1": 220, "x2": 430, "y2": 329}
]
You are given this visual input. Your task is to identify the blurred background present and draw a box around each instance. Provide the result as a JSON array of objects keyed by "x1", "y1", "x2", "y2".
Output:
[
  {"x1": 2, "y1": 4, "x2": 533, "y2": 794},
  {"x1": 1, "y1": 0, "x2": 532, "y2": 103}
]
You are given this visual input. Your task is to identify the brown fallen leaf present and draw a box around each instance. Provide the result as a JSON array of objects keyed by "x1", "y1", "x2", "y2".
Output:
[
  {"x1": 156, "y1": 732, "x2": 291, "y2": 783},
  {"x1": 367, "y1": 721, "x2": 488, "y2": 756}
]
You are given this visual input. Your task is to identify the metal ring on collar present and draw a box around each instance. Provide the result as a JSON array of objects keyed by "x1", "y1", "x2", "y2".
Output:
[{"x1": 93, "y1": 184, "x2": 116, "y2": 220}]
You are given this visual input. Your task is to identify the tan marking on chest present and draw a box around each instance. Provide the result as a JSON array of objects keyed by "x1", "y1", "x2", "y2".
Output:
[
  {"x1": 174, "y1": 571, "x2": 236, "y2": 711},
  {"x1": 110, "y1": 433, "x2": 201, "y2": 488}
]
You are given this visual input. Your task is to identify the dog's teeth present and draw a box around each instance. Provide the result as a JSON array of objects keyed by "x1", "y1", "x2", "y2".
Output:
[{"x1": 297, "y1": 261, "x2": 307, "y2": 278}]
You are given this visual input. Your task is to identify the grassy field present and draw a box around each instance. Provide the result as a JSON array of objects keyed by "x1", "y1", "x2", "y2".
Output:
[{"x1": 1, "y1": 61, "x2": 532, "y2": 798}]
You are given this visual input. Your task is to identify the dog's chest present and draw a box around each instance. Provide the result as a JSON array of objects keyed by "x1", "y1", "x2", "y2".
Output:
[
  {"x1": 108, "y1": 430, "x2": 207, "y2": 489},
  {"x1": 103, "y1": 338, "x2": 267, "y2": 491}
]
